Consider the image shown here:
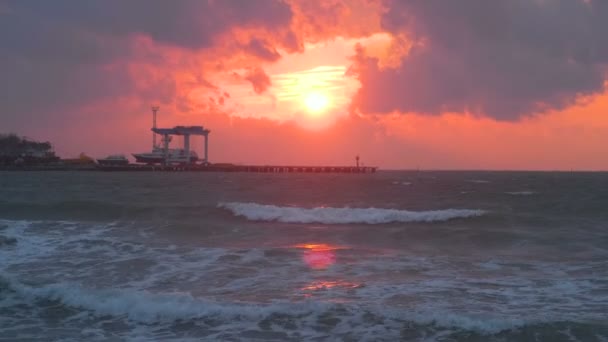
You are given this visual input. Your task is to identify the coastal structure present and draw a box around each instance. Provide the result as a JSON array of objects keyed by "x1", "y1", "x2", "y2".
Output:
[
  {"x1": 97, "y1": 163, "x2": 377, "y2": 173},
  {"x1": 97, "y1": 154, "x2": 129, "y2": 166},
  {"x1": 62, "y1": 153, "x2": 96, "y2": 166},
  {"x1": 0, "y1": 134, "x2": 59, "y2": 165},
  {"x1": 132, "y1": 107, "x2": 210, "y2": 165},
  {"x1": 1, "y1": 107, "x2": 377, "y2": 173}
]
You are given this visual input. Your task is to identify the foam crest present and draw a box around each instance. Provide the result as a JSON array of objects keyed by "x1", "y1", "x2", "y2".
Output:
[
  {"x1": 218, "y1": 202, "x2": 485, "y2": 224},
  {"x1": 3, "y1": 276, "x2": 328, "y2": 324},
  {"x1": 0, "y1": 276, "x2": 520, "y2": 333},
  {"x1": 0, "y1": 219, "x2": 116, "y2": 266},
  {"x1": 3, "y1": 275, "x2": 604, "y2": 337}
]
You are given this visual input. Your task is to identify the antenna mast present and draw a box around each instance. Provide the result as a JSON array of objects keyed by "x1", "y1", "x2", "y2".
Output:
[{"x1": 151, "y1": 106, "x2": 159, "y2": 148}]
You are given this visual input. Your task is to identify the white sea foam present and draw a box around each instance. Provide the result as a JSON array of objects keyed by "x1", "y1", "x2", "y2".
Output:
[
  {"x1": 0, "y1": 219, "x2": 116, "y2": 267},
  {"x1": 0, "y1": 276, "x2": 545, "y2": 334},
  {"x1": 2, "y1": 253, "x2": 605, "y2": 339},
  {"x1": 218, "y1": 202, "x2": 485, "y2": 224},
  {"x1": 6, "y1": 274, "x2": 600, "y2": 339},
  {"x1": 467, "y1": 179, "x2": 491, "y2": 184},
  {"x1": 2, "y1": 219, "x2": 605, "y2": 340},
  {"x1": 2, "y1": 275, "x2": 333, "y2": 324}
]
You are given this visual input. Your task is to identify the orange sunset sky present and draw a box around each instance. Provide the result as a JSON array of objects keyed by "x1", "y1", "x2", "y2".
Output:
[{"x1": 2, "y1": 0, "x2": 608, "y2": 170}]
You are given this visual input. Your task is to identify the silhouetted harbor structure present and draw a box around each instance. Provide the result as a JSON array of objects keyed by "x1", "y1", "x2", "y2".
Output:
[
  {"x1": 1, "y1": 106, "x2": 378, "y2": 173},
  {"x1": 0, "y1": 163, "x2": 376, "y2": 173},
  {"x1": 0, "y1": 134, "x2": 59, "y2": 166},
  {"x1": 132, "y1": 107, "x2": 210, "y2": 165},
  {"x1": 96, "y1": 164, "x2": 377, "y2": 173}
]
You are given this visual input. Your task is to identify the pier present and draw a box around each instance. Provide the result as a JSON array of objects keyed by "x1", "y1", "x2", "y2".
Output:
[
  {"x1": 1, "y1": 107, "x2": 378, "y2": 174},
  {"x1": 96, "y1": 164, "x2": 377, "y2": 173}
]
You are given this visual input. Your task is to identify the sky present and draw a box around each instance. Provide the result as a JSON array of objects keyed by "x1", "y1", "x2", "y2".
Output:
[{"x1": 1, "y1": 0, "x2": 608, "y2": 170}]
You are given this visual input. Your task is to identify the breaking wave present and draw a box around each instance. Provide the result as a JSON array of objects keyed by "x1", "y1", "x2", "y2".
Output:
[
  {"x1": 1, "y1": 275, "x2": 316, "y2": 324},
  {"x1": 3, "y1": 275, "x2": 604, "y2": 340},
  {"x1": 218, "y1": 202, "x2": 485, "y2": 224},
  {"x1": 0, "y1": 276, "x2": 532, "y2": 333}
]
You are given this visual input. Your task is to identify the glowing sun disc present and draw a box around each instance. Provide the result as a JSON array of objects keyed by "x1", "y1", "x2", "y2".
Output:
[{"x1": 304, "y1": 92, "x2": 330, "y2": 112}]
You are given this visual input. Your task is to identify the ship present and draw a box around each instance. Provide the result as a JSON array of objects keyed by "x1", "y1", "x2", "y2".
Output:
[
  {"x1": 97, "y1": 154, "x2": 129, "y2": 166},
  {"x1": 133, "y1": 147, "x2": 198, "y2": 164},
  {"x1": 133, "y1": 107, "x2": 207, "y2": 165}
]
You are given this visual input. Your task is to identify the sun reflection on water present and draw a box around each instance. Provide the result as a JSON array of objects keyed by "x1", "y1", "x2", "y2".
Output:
[
  {"x1": 293, "y1": 243, "x2": 343, "y2": 270},
  {"x1": 301, "y1": 280, "x2": 362, "y2": 291},
  {"x1": 293, "y1": 243, "x2": 363, "y2": 301}
]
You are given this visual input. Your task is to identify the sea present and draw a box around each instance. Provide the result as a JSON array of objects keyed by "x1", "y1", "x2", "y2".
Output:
[{"x1": 0, "y1": 171, "x2": 607, "y2": 341}]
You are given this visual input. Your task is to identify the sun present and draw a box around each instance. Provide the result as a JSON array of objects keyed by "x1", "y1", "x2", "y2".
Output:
[{"x1": 303, "y1": 92, "x2": 330, "y2": 113}]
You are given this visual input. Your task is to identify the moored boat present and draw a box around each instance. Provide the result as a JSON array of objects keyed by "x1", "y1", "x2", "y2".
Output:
[
  {"x1": 97, "y1": 154, "x2": 129, "y2": 166},
  {"x1": 133, "y1": 147, "x2": 198, "y2": 164}
]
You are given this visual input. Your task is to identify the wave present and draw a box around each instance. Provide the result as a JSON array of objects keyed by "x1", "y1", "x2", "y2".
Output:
[
  {"x1": 0, "y1": 276, "x2": 530, "y2": 331},
  {"x1": 3, "y1": 276, "x2": 311, "y2": 323},
  {"x1": 505, "y1": 191, "x2": 536, "y2": 196},
  {"x1": 218, "y1": 202, "x2": 485, "y2": 224},
  {"x1": 2, "y1": 275, "x2": 603, "y2": 339},
  {"x1": 466, "y1": 179, "x2": 491, "y2": 184}
]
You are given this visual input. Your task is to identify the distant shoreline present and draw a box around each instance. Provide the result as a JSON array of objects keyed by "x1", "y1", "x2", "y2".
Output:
[
  {"x1": 1, "y1": 165, "x2": 606, "y2": 173},
  {"x1": 0, "y1": 164, "x2": 378, "y2": 173}
]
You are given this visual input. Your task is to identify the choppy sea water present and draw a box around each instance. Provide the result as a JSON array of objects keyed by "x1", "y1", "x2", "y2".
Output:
[{"x1": 0, "y1": 171, "x2": 607, "y2": 341}]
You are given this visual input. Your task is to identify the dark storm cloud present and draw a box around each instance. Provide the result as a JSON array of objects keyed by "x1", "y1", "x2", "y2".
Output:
[
  {"x1": 0, "y1": 0, "x2": 293, "y2": 123},
  {"x1": 244, "y1": 38, "x2": 282, "y2": 62},
  {"x1": 2, "y1": 0, "x2": 293, "y2": 50},
  {"x1": 352, "y1": 0, "x2": 608, "y2": 120}
]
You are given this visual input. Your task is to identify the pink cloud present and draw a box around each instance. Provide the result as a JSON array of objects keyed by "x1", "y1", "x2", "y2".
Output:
[{"x1": 3, "y1": 0, "x2": 608, "y2": 170}]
